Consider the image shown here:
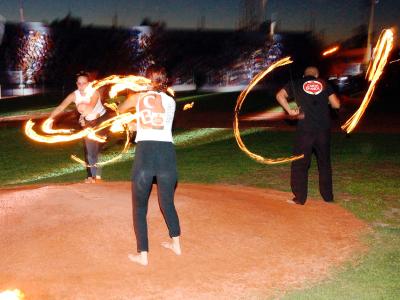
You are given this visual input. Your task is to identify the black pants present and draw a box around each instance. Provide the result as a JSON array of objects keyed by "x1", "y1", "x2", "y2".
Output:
[
  {"x1": 82, "y1": 112, "x2": 112, "y2": 177},
  {"x1": 291, "y1": 129, "x2": 334, "y2": 204},
  {"x1": 131, "y1": 141, "x2": 181, "y2": 252}
]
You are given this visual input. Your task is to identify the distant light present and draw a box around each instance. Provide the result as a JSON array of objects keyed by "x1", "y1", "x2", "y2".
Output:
[
  {"x1": 322, "y1": 46, "x2": 339, "y2": 57},
  {"x1": 0, "y1": 289, "x2": 25, "y2": 300},
  {"x1": 14, "y1": 22, "x2": 52, "y2": 85}
]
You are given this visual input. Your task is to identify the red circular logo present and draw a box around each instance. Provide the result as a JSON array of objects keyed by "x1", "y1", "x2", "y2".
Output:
[{"x1": 303, "y1": 80, "x2": 323, "y2": 95}]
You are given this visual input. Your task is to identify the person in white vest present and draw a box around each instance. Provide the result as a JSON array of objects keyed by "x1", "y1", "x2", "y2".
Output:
[
  {"x1": 119, "y1": 66, "x2": 181, "y2": 266},
  {"x1": 49, "y1": 71, "x2": 108, "y2": 183}
]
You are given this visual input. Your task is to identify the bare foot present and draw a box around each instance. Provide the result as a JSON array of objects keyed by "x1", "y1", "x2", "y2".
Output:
[
  {"x1": 128, "y1": 252, "x2": 148, "y2": 266},
  {"x1": 84, "y1": 177, "x2": 95, "y2": 184},
  {"x1": 286, "y1": 199, "x2": 304, "y2": 205},
  {"x1": 161, "y1": 236, "x2": 181, "y2": 255}
]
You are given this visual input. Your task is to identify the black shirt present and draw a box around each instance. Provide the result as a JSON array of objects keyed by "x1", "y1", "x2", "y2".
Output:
[{"x1": 284, "y1": 76, "x2": 335, "y2": 131}]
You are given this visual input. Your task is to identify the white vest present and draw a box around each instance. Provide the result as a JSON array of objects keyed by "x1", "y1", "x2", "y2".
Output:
[
  {"x1": 74, "y1": 90, "x2": 106, "y2": 121},
  {"x1": 135, "y1": 91, "x2": 175, "y2": 143}
]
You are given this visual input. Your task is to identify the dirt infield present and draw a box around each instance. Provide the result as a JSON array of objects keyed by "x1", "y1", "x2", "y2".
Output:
[{"x1": 0, "y1": 182, "x2": 368, "y2": 299}]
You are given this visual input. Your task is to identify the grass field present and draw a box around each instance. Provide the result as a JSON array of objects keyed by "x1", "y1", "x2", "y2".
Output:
[{"x1": 1, "y1": 91, "x2": 399, "y2": 299}]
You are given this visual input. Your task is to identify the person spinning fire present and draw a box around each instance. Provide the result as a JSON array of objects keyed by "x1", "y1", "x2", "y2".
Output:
[
  {"x1": 49, "y1": 71, "x2": 108, "y2": 183},
  {"x1": 118, "y1": 66, "x2": 181, "y2": 266},
  {"x1": 276, "y1": 66, "x2": 340, "y2": 205}
]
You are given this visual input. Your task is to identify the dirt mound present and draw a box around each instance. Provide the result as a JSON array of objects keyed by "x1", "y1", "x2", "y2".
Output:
[{"x1": 0, "y1": 182, "x2": 368, "y2": 299}]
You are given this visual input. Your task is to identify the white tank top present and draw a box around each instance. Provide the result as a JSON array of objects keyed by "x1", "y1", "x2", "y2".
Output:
[
  {"x1": 74, "y1": 90, "x2": 106, "y2": 121},
  {"x1": 135, "y1": 91, "x2": 175, "y2": 143}
]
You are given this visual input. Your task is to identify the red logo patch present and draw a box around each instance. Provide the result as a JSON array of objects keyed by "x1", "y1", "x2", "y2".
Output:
[{"x1": 303, "y1": 80, "x2": 323, "y2": 95}]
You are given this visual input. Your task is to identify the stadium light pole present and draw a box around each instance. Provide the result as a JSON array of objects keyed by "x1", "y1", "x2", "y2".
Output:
[
  {"x1": 19, "y1": 0, "x2": 25, "y2": 23},
  {"x1": 364, "y1": 0, "x2": 378, "y2": 64}
]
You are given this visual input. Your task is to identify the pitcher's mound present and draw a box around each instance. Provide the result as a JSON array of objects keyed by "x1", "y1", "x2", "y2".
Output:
[{"x1": 1, "y1": 182, "x2": 368, "y2": 299}]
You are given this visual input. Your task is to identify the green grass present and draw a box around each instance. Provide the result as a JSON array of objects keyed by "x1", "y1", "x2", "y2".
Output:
[
  {"x1": 0, "y1": 92, "x2": 63, "y2": 116},
  {"x1": 282, "y1": 228, "x2": 400, "y2": 300},
  {"x1": 1, "y1": 91, "x2": 399, "y2": 299}
]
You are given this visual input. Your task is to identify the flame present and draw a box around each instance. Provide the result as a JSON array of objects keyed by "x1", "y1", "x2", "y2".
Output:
[
  {"x1": 24, "y1": 73, "x2": 173, "y2": 167},
  {"x1": 25, "y1": 113, "x2": 137, "y2": 142},
  {"x1": 322, "y1": 46, "x2": 339, "y2": 57},
  {"x1": 68, "y1": 112, "x2": 136, "y2": 167},
  {"x1": 167, "y1": 87, "x2": 175, "y2": 96},
  {"x1": 183, "y1": 102, "x2": 194, "y2": 111},
  {"x1": 41, "y1": 118, "x2": 73, "y2": 134},
  {"x1": 71, "y1": 129, "x2": 130, "y2": 168},
  {"x1": 85, "y1": 74, "x2": 175, "y2": 98},
  {"x1": 86, "y1": 75, "x2": 152, "y2": 98},
  {"x1": 25, "y1": 119, "x2": 88, "y2": 143},
  {"x1": 104, "y1": 102, "x2": 119, "y2": 111},
  {"x1": 24, "y1": 73, "x2": 150, "y2": 144},
  {"x1": 341, "y1": 28, "x2": 394, "y2": 134},
  {"x1": 234, "y1": 57, "x2": 304, "y2": 164},
  {"x1": 109, "y1": 113, "x2": 137, "y2": 133},
  {"x1": 26, "y1": 112, "x2": 137, "y2": 167},
  {"x1": 87, "y1": 130, "x2": 107, "y2": 143},
  {"x1": 0, "y1": 289, "x2": 25, "y2": 300},
  {"x1": 71, "y1": 113, "x2": 133, "y2": 167}
]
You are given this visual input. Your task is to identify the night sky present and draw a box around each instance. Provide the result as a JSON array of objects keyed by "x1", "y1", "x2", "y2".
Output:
[{"x1": 1, "y1": 0, "x2": 399, "y2": 43}]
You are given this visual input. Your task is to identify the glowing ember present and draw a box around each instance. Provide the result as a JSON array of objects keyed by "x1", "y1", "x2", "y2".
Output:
[
  {"x1": 234, "y1": 57, "x2": 304, "y2": 164},
  {"x1": 341, "y1": 28, "x2": 394, "y2": 134},
  {"x1": 0, "y1": 289, "x2": 25, "y2": 300},
  {"x1": 183, "y1": 102, "x2": 194, "y2": 111},
  {"x1": 322, "y1": 46, "x2": 339, "y2": 56}
]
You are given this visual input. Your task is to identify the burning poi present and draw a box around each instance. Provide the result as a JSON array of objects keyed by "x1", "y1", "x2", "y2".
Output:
[
  {"x1": 233, "y1": 57, "x2": 304, "y2": 164},
  {"x1": 24, "y1": 75, "x2": 167, "y2": 168},
  {"x1": 341, "y1": 28, "x2": 395, "y2": 134}
]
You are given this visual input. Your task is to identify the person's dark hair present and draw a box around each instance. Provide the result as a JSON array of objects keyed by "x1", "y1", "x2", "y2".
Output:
[
  {"x1": 76, "y1": 71, "x2": 89, "y2": 80},
  {"x1": 145, "y1": 66, "x2": 168, "y2": 92}
]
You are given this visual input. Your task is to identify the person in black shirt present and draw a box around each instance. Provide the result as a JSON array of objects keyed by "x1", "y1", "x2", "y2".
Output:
[{"x1": 276, "y1": 66, "x2": 340, "y2": 205}]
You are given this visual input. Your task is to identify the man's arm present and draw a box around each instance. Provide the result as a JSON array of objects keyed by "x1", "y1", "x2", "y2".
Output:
[
  {"x1": 49, "y1": 92, "x2": 75, "y2": 120},
  {"x1": 328, "y1": 93, "x2": 340, "y2": 109},
  {"x1": 276, "y1": 88, "x2": 299, "y2": 116}
]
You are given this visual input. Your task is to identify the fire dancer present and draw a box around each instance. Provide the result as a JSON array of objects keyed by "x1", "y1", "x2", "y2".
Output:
[
  {"x1": 275, "y1": 66, "x2": 340, "y2": 205},
  {"x1": 49, "y1": 71, "x2": 108, "y2": 183},
  {"x1": 119, "y1": 66, "x2": 181, "y2": 266}
]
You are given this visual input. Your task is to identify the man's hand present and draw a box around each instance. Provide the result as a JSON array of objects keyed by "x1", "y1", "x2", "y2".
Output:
[{"x1": 287, "y1": 108, "x2": 300, "y2": 116}]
